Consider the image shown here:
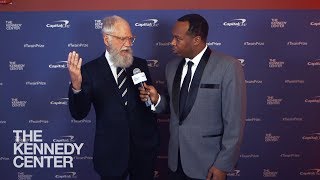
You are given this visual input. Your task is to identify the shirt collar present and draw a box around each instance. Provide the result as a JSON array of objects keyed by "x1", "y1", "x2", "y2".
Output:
[
  {"x1": 105, "y1": 50, "x2": 115, "y2": 67},
  {"x1": 184, "y1": 45, "x2": 208, "y2": 66}
]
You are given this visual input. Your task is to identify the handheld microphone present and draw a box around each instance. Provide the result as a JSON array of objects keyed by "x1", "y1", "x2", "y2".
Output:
[{"x1": 132, "y1": 68, "x2": 152, "y2": 107}]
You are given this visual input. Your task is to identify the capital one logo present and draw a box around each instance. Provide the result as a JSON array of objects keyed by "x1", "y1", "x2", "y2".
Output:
[
  {"x1": 50, "y1": 98, "x2": 68, "y2": 105},
  {"x1": 46, "y1": 20, "x2": 70, "y2": 28},
  {"x1": 53, "y1": 135, "x2": 75, "y2": 143},
  {"x1": 228, "y1": 169, "x2": 240, "y2": 176},
  {"x1": 49, "y1": 61, "x2": 68, "y2": 69},
  {"x1": 135, "y1": 19, "x2": 159, "y2": 27},
  {"x1": 300, "y1": 169, "x2": 320, "y2": 176},
  {"x1": 238, "y1": 59, "x2": 245, "y2": 66},
  {"x1": 223, "y1": 19, "x2": 247, "y2": 27},
  {"x1": 147, "y1": 60, "x2": 159, "y2": 67},
  {"x1": 55, "y1": 172, "x2": 77, "y2": 179}
]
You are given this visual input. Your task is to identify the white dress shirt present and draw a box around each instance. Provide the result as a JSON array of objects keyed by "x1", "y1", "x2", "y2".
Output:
[{"x1": 153, "y1": 45, "x2": 208, "y2": 109}]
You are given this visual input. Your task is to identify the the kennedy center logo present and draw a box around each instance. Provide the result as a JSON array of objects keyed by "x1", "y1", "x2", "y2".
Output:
[{"x1": 13, "y1": 130, "x2": 84, "y2": 168}]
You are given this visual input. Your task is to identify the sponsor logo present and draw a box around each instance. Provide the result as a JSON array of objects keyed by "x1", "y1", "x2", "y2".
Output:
[
  {"x1": 29, "y1": 120, "x2": 49, "y2": 124},
  {"x1": 269, "y1": 59, "x2": 285, "y2": 68},
  {"x1": 0, "y1": 120, "x2": 7, "y2": 124},
  {"x1": 94, "y1": 20, "x2": 103, "y2": 29},
  {"x1": 271, "y1": 18, "x2": 287, "y2": 28},
  {"x1": 49, "y1": 61, "x2": 68, "y2": 69},
  {"x1": 246, "y1": 118, "x2": 262, "y2": 122},
  {"x1": 23, "y1": 44, "x2": 45, "y2": 48},
  {"x1": 53, "y1": 135, "x2": 75, "y2": 143},
  {"x1": 18, "y1": 172, "x2": 32, "y2": 180},
  {"x1": 11, "y1": 98, "x2": 27, "y2": 107},
  {"x1": 267, "y1": 96, "x2": 282, "y2": 105},
  {"x1": 73, "y1": 156, "x2": 93, "y2": 160},
  {"x1": 25, "y1": 81, "x2": 47, "y2": 86},
  {"x1": 238, "y1": 59, "x2": 245, "y2": 66},
  {"x1": 245, "y1": 80, "x2": 263, "y2": 84},
  {"x1": 154, "y1": 171, "x2": 160, "y2": 178},
  {"x1": 50, "y1": 98, "x2": 68, "y2": 105},
  {"x1": 157, "y1": 155, "x2": 168, "y2": 159},
  {"x1": 46, "y1": 20, "x2": 70, "y2": 29},
  {"x1": 55, "y1": 172, "x2": 77, "y2": 179},
  {"x1": 13, "y1": 130, "x2": 84, "y2": 168},
  {"x1": 310, "y1": 22, "x2": 320, "y2": 27},
  {"x1": 223, "y1": 19, "x2": 247, "y2": 27},
  {"x1": 71, "y1": 119, "x2": 92, "y2": 124},
  {"x1": 227, "y1": 170, "x2": 240, "y2": 177},
  {"x1": 0, "y1": 157, "x2": 9, "y2": 160},
  {"x1": 156, "y1": 41, "x2": 171, "y2": 46},
  {"x1": 240, "y1": 154, "x2": 260, "y2": 158},
  {"x1": 147, "y1": 60, "x2": 159, "y2": 68},
  {"x1": 265, "y1": 133, "x2": 280, "y2": 142},
  {"x1": 244, "y1": 41, "x2": 264, "y2": 46},
  {"x1": 302, "y1": 133, "x2": 320, "y2": 141},
  {"x1": 157, "y1": 118, "x2": 169, "y2": 123},
  {"x1": 263, "y1": 169, "x2": 278, "y2": 177},
  {"x1": 155, "y1": 80, "x2": 165, "y2": 85},
  {"x1": 282, "y1": 117, "x2": 303, "y2": 122},
  {"x1": 285, "y1": 80, "x2": 304, "y2": 84},
  {"x1": 207, "y1": 42, "x2": 222, "y2": 46},
  {"x1": 307, "y1": 59, "x2": 320, "y2": 66},
  {"x1": 287, "y1": 41, "x2": 308, "y2": 46},
  {"x1": 280, "y1": 153, "x2": 301, "y2": 158},
  {"x1": 6, "y1": 20, "x2": 22, "y2": 30},
  {"x1": 135, "y1": 19, "x2": 159, "y2": 27},
  {"x1": 305, "y1": 96, "x2": 320, "y2": 103},
  {"x1": 300, "y1": 169, "x2": 320, "y2": 176},
  {"x1": 67, "y1": 43, "x2": 88, "y2": 48},
  {"x1": 9, "y1": 61, "x2": 25, "y2": 71}
]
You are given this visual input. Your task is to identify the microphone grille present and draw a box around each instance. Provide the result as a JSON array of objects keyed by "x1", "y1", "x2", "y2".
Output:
[{"x1": 133, "y1": 68, "x2": 141, "y2": 75}]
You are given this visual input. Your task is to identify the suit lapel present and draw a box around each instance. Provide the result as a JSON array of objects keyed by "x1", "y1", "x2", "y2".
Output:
[
  {"x1": 172, "y1": 59, "x2": 185, "y2": 116},
  {"x1": 180, "y1": 48, "x2": 212, "y2": 121},
  {"x1": 97, "y1": 54, "x2": 128, "y2": 108}
]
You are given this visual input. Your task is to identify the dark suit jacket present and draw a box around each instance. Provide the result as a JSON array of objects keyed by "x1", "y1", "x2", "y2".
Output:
[{"x1": 68, "y1": 53, "x2": 159, "y2": 177}]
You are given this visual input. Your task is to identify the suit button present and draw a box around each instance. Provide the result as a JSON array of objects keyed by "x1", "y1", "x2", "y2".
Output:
[{"x1": 179, "y1": 121, "x2": 182, "y2": 125}]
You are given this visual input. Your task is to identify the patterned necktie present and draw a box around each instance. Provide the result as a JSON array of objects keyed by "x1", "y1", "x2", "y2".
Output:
[
  {"x1": 179, "y1": 61, "x2": 193, "y2": 116},
  {"x1": 117, "y1": 67, "x2": 128, "y2": 106}
]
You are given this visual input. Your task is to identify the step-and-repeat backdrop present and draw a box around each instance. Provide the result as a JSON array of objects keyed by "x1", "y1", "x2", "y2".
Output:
[{"x1": 1, "y1": 10, "x2": 320, "y2": 180}]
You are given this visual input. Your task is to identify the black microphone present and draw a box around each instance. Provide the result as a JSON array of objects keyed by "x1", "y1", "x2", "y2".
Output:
[{"x1": 132, "y1": 68, "x2": 152, "y2": 107}]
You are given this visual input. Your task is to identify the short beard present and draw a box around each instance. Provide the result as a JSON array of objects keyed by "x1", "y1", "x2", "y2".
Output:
[{"x1": 108, "y1": 44, "x2": 133, "y2": 68}]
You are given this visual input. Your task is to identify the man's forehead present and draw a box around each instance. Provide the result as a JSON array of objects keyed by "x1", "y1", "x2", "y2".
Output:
[{"x1": 173, "y1": 21, "x2": 189, "y2": 34}]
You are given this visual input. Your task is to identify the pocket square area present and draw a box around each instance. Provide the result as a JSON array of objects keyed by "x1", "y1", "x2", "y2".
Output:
[{"x1": 200, "y1": 84, "x2": 220, "y2": 89}]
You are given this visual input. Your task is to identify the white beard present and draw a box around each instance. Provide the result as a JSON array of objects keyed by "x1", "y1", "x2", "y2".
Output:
[{"x1": 109, "y1": 44, "x2": 133, "y2": 68}]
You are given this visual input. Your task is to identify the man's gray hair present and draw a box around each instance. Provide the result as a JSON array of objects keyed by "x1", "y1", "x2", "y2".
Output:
[{"x1": 101, "y1": 15, "x2": 126, "y2": 34}]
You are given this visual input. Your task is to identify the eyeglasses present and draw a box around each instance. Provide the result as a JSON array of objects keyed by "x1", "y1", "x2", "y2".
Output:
[{"x1": 105, "y1": 33, "x2": 136, "y2": 44}]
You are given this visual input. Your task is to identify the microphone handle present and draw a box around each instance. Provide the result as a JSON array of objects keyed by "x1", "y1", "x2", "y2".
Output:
[{"x1": 140, "y1": 82, "x2": 152, "y2": 107}]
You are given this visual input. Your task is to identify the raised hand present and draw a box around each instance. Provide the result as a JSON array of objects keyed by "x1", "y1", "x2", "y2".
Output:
[{"x1": 67, "y1": 51, "x2": 83, "y2": 90}]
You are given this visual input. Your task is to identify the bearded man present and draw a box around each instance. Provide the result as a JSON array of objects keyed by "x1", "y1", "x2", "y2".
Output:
[{"x1": 67, "y1": 15, "x2": 159, "y2": 180}]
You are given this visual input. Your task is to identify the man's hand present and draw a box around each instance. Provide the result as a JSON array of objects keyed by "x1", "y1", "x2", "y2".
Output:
[
  {"x1": 206, "y1": 166, "x2": 226, "y2": 180},
  {"x1": 139, "y1": 83, "x2": 159, "y2": 104},
  {"x1": 67, "y1": 51, "x2": 82, "y2": 90}
]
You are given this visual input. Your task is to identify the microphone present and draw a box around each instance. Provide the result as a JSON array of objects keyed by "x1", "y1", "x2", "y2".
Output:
[{"x1": 132, "y1": 68, "x2": 152, "y2": 107}]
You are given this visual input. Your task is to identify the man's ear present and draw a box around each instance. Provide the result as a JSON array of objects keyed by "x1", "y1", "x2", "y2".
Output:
[
  {"x1": 103, "y1": 35, "x2": 110, "y2": 46},
  {"x1": 193, "y1": 36, "x2": 201, "y2": 46}
]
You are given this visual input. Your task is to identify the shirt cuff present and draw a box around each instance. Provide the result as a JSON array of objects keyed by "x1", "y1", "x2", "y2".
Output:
[
  {"x1": 72, "y1": 88, "x2": 82, "y2": 94},
  {"x1": 151, "y1": 94, "x2": 161, "y2": 111}
]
